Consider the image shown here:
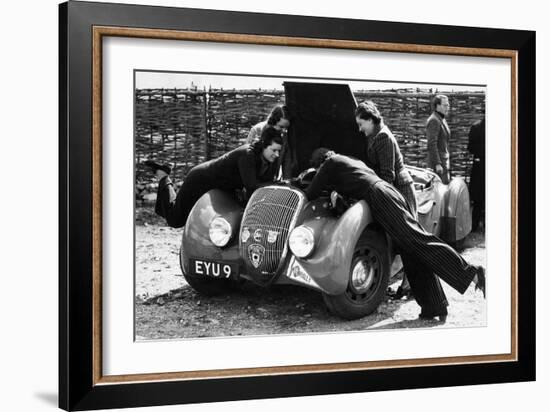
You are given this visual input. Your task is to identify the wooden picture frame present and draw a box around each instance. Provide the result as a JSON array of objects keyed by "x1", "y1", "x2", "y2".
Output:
[{"x1": 59, "y1": 1, "x2": 535, "y2": 410}]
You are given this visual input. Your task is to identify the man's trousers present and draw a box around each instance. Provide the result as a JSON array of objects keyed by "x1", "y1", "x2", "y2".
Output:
[{"x1": 366, "y1": 181, "x2": 478, "y2": 312}]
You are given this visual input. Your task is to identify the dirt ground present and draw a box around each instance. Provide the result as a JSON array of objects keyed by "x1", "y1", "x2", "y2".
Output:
[{"x1": 135, "y1": 207, "x2": 486, "y2": 340}]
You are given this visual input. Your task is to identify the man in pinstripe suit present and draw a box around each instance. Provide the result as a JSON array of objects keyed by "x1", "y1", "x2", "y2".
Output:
[{"x1": 306, "y1": 149, "x2": 486, "y2": 321}]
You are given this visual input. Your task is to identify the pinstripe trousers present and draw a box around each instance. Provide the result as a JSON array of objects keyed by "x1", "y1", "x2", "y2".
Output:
[
  {"x1": 365, "y1": 181, "x2": 477, "y2": 311},
  {"x1": 395, "y1": 181, "x2": 417, "y2": 218}
]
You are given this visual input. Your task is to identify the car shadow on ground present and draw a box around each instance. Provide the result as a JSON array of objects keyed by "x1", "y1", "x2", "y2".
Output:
[{"x1": 135, "y1": 280, "x2": 434, "y2": 339}]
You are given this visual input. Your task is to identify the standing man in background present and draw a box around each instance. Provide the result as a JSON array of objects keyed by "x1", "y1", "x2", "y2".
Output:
[
  {"x1": 426, "y1": 94, "x2": 451, "y2": 184},
  {"x1": 468, "y1": 117, "x2": 486, "y2": 232}
]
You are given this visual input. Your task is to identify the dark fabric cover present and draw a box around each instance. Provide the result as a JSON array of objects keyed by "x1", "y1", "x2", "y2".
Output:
[{"x1": 283, "y1": 82, "x2": 365, "y2": 177}]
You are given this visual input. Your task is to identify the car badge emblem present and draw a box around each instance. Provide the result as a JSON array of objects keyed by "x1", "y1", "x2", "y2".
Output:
[
  {"x1": 253, "y1": 229, "x2": 263, "y2": 242},
  {"x1": 267, "y1": 230, "x2": 279, "y2": 244},
  {"x1": 241, "y1": 227, "x2": 250, "y2": 243},
  {"x1": 248, "y1": 244, "x2": 265, "y2": 268}
]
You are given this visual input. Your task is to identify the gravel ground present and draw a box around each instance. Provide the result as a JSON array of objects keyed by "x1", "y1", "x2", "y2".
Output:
[{"x1": 134, "y1": 207, "x2": 487, "y2": 340}]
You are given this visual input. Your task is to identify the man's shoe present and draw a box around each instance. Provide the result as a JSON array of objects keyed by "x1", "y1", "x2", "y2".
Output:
[
  {"x1": 398, "y1": 285, "x2": 414, "y2": 300},
  {"x1": 474, "y1": 266, "x2": 486, "y2": 298},
  {"x1": 419, "y1": 307, "x2": 448, "y2": 322},
  {"x1": 388, "y1": 285, "x2": 413, "y2": 300}
]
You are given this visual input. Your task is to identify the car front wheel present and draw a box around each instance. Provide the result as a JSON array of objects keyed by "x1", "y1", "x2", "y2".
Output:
[{"x1": 322, "y1": 233, "x2": 390, "y2": 320}]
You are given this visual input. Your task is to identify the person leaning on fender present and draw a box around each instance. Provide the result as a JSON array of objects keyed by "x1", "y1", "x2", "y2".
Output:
[
  {"x1": 145, "y1": 127, "x2": 283, "y2": 229},
  {"x1": 426, "y1": 94, "x2": 451, "y2": 184},
  {"x1": 305, "y1": 149, "x2": 486, "y2": 322}
]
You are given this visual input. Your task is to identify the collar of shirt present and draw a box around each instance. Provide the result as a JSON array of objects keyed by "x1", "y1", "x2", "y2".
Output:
[
  {"x1": 366, "y1": 121, "x2": 384, "y2": 146},
  {"x1": 435, "y1": 110, "x2": 446, "y2": 119},
  {"x1": 368, "y1": 121, "x2": 384, "y2": 138}
]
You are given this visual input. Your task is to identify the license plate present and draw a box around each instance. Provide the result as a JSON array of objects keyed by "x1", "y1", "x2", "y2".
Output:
[{"x1": 189, "y1": 258, "x2": 238, "y2": 279}]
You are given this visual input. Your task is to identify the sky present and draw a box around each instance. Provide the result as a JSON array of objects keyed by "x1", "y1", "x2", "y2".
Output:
[{"x1": 135, "y1": 70, "x2": 486, "y2": 93}]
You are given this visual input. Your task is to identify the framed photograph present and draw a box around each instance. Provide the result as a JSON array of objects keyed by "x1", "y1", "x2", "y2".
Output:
[{"x1": 59, "y1": 1, "x2": 535, "y2": 410}]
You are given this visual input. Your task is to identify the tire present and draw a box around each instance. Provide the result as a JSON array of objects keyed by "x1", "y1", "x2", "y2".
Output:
[
  {"x1": 179, "y1": 244, "x2": 231, "y2": 296},
  {"x1": 322, "y1": 232, "x2": 390, "y2": 320}
]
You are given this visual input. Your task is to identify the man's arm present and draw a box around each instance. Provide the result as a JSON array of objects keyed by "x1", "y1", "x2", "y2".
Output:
[
  {"x1": 305, "y1": 159, "x2": 333, "y2": 200},
  {"x1": 468, "y1": 121, "x2": 482, "y2": 157},
  {"x1": 426, "y1": 116, "x2": 442, "y2": 168}
]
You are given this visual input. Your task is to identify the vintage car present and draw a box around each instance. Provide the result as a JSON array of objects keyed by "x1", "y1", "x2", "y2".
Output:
[{"x1": 179, "y1": 82, "x2": 471, "y2": 320}]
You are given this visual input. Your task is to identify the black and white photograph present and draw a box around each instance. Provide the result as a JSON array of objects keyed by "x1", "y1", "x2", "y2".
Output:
[
  {"x1": 2, "y1": 0, "x2": 543, "y2": 411},
  {"x1": 134, "y1": 71, "x2": 487, "y2": 340}
]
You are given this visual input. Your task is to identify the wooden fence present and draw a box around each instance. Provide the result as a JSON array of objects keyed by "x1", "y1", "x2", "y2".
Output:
[{"x1": 135, "y1": 88, "x2": 485, "y2": 189}]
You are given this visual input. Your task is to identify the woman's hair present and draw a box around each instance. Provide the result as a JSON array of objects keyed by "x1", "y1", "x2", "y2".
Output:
[
  {"x1": 266, "y1": 105, "x2": 290, "y2": 126},
  {"x1": 252, "y1": 126, "x2": 283, "y2": 153},
  {"x1": 432, "y1": 94, "x2": 448, "y2": 110},
  {"x1": 310, "y1": 147, "x2": 335, "y2": 168},
  {"x1": 355, "y1": 101, "x2": 382, "y2": 125}
]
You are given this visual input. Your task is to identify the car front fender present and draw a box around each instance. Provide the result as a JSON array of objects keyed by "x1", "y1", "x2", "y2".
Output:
[
  {"x1": 181, "y1": 189, "x2": 244, "y2": 273},
  {"x1": 294, "y1": 200, "x2": 376, "y2": 295}
]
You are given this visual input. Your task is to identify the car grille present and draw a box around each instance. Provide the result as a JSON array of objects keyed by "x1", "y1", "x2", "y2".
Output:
[{"x1": 239, "y1": 186, "x2": 304, "y2": 283}]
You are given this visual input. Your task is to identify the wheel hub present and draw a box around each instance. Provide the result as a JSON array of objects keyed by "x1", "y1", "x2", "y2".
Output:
[{"x1": 351, "y1": 257, "x2": 376, "y2": 293}]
